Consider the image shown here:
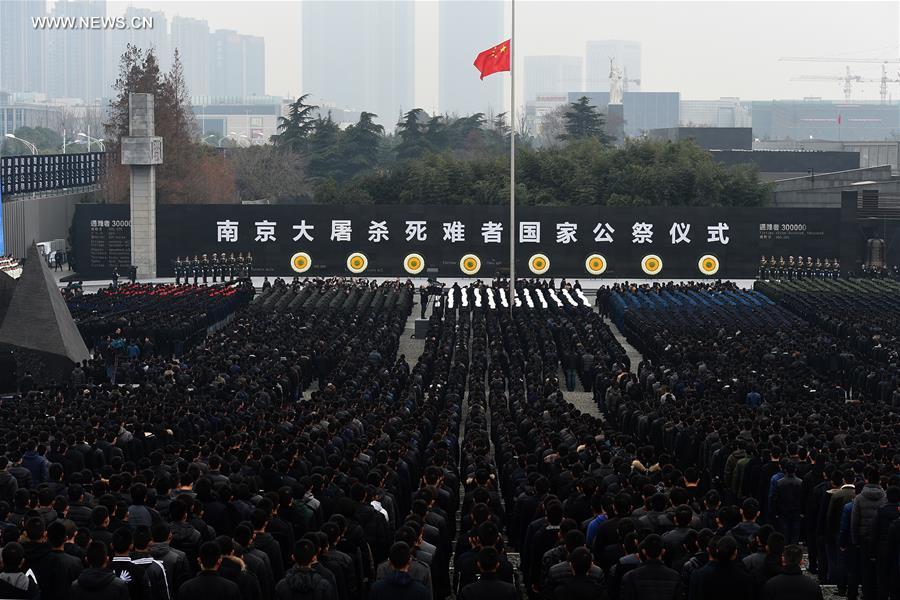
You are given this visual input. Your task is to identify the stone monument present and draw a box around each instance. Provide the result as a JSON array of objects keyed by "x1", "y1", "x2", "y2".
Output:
[{"x1": 121, "y1": 93, "x2": 163, "y2": 278}]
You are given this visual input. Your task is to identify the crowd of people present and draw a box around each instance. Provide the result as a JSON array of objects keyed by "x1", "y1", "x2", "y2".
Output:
[
  {"x1": 2, "y1": 275, "x2": 899, "y2": 600},
  {"x1": 65, "y1": 281, "x2": 254, "y2": 358},
  {"x1": 0, "y1": 256, "x2": 22, "y2": 279}
]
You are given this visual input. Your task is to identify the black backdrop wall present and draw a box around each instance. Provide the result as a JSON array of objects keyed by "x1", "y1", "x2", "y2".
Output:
[{"x1": 73, "y1": 204, "x2": 848, "y2": 279}]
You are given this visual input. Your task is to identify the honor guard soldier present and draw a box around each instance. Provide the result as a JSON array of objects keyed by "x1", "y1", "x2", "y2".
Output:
[
  {"x1": 246, "y1": 251, "x2": 253, "y2": 279},
  {"x1": 236, "y1": 253, "x2": 245, "y2": 280},
  {"x1": 805, "y1": 257, "x2": 813, "y2": 279},
  {"x1": 228, "y1": 253, "x2": 236, "y2": 281},
  {"x1": 191, "y1": 255, "x2": 199, "y2": 284},
  {"x1": 787, "y1": 255, "x2": 796, "y2": 279},
  {"x1": 832, "y1": 258, "x2": 840, "y2": 278},
  {"x1": 211, "y1": 253, "x2": 219, "y2": 283},
  {"x1": 174, "y1": 256, "x2": 182, "y2": 285},
  {"x1": 815, "y1": 257, "x2": 823, "y2": 278},
  {"x1": 776, "y1": 256, "x2": 785, "y2": 278},
  {"x1": 201, "y1": 254, "x2": 209, "y2": 283},
  {"x1": 759, "y1": 255, "x2": 768, "y2": 279}
]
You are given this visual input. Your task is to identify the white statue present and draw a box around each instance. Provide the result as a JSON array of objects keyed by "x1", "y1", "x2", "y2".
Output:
[{"x1": 609, "y1": 57, "x2": 623, "y2": 105}]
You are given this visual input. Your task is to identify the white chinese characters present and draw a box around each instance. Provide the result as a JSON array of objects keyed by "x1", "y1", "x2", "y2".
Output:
[
  {"x1": 707, "y1": 222, "x2": 730, "y2": 244},
  {"x1": 368, "y1": 221, "x2": 389, "y2": 243},
  {"x1": 556, "y1": 222, "x2": 577, "y2": 244},
  {"x1": 405, "y1": 221, "x2": 427, "y2": 242},
  {"x1": 217, "y1": 220, "x2": 238, "y2": 243},
  {"x1": 292, "y1": 220, "x2": 315, "y2": 242},
  {"x1": 330, "y1": 220, "x2": 352, "y2": 241},
  {"x1": 254, "y1": 220, "x2": 277, "y2": 242}
]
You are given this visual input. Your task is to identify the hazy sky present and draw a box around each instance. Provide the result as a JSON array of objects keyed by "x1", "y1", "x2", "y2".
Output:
[{"x1": 103, "y1": 0, "x2": 899, "y2": 108}]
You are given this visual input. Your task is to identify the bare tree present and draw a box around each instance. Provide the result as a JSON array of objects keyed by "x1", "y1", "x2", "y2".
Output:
[{"x1": 536, "y1": 105, "x2": 567, "y2": 148}]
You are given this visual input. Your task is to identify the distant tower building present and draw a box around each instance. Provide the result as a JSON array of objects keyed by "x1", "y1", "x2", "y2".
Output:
[
  {"x1": 303, "y1": 1, "x2": 414, "y2": 128},
  {"x1": 171, "y1": 16, "x2": 211, "y2": 97},
  {"x1": 210, "y1": 30, "x2": 244, "y2": 98},
  {"x1": 524, "y1": 55, "x2": 582, "y2": 102},
  {"x1": 585, "y1": 40, "x2": 641, "y2": 92},
  {"x1": 0, "y1": 0, "x2": 47, "y2": 94},
  {"x1": 241, "y1": 35, "x2": 265, "y2": 97},
  {"x1": 47, "y1": 0, "x2": 108, "y2": 102},
  {"x1": 438, "y1": 0, "x2": 504, "y2": 118},
  {"x1": 106, "y1": 7, "x2": 169, "y2": 98},
  {"x1": 209, "y1": 31, "x2": 265, "y2": 98}
]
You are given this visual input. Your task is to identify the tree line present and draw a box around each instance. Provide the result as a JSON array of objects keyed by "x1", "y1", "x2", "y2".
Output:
[{"x1": 99, "y1": 45, "x2": 770, "y2": 207}]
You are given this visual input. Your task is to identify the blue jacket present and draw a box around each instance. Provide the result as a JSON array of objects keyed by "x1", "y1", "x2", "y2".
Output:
[
  {"x1": 838, "y1": 500, "x2": 854, "y2": 546},
  {"x1": 20, "y1": 451, "x2": 49, "y2": 485}
]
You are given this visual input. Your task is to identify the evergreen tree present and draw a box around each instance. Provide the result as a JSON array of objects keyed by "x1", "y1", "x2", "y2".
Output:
[
  {"x1": 342, "y1": 112, "x2": 384, "y2": 178},
  {"x1": 395, "y1": 108, "x2": 430, "y2": 160},
  {"x1": 271, "y1": 94, "x2": 318, "y2": 152},
  {"x1": 560, "y1": 96, "x2": 611, "y2": 144},
  {"x1": 307, "y1": 113, "x2": 342, "y2": 179}
]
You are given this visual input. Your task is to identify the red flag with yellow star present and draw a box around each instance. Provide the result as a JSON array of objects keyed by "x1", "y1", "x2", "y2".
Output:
[{"x1": 473, "y1": 39, "x2": 510, "y2": 80}]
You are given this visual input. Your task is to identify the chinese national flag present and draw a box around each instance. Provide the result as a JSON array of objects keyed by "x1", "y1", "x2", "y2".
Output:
[{"x1": 474, "y1": 39, "x2": 510, "y2": 80}]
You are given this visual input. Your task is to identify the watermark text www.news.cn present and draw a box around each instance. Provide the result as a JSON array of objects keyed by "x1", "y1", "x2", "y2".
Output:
[{"x1": 32, "y1": 15, "x2": 153, "y2": 30}]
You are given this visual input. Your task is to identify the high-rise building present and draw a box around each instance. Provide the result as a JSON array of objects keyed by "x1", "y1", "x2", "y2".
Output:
[
  {"x1": 523, "y1": 55, "x2": 582, "y2": 102},
  {"x1": 105, "y1": 7, "x2": 169, "y2": 102},
  {"x1": 171, "y1": 16, "x2": 210, "y2": 97},
  {"x1": 585, "y1": 40, "x2": 641, "y2": 93},
  {"x1": 0, "y1": 0, "x2": 47, "y2": 94},
  {"x1": 46, "y1": 0, "x2": 108, "y2": 102},
  {"x1": 209, "y1": 30, "x2": 266, "y2": 99},
  {"x1": 242, "y1": 35, "x2": 265, "y2": 97},
  {"x1": 439, "y1": 0, "x2": 504, "y2": 118},
  {"x1": 210, "y1": 30, "x2": 245, "y2": 99},
  {"x1": 302, "y1": 1, "x2": 414, "y2": 128}
]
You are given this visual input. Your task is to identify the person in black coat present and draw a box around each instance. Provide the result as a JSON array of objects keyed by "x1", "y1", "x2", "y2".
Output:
[
  {"x1": 369, "y1": 542, "x2": 429, "y2": 600},
  {"x1": 70, "y1": 541, "x2": 130, "y2": 600},
  {"x1": 620, "y1": 534, "x2": 679, "y2": 600},
  {"x1": 458, "y1": 547, "x2": 518, "y2": 600},
  {"x1": 553, "y1": 547, "x2": 608, "y2": 600},
  {"x1": 688, "y1": 536, "x2": 754, "y2": 600},
  {"x1": 0, "y1": 542, "x2": 40, "y2": 599},
  {"x1": 37, "y1": 521, "x2": 83, "y2": 600},
  {"x1": 177, "y1": 542, "x2": 241, "y2": 600},
  {"x1": 761, "y1": 545, "x2": 823, "y2": 600}
]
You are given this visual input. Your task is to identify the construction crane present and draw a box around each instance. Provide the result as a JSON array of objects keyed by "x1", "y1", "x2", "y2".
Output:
[{"x1": 780, "y1": 57, "x2": 900, "y2": 102}]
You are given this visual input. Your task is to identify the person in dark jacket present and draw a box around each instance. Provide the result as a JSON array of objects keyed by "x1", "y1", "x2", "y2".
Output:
[
  {"x1": 177, "y1": 542, "x2": 241, "y2": 600},
  {"x1": 19, "y1": 442, "x2": 49, "y2": 486},
  {"x1": 0, "y1": 457, "x2": 19, "y2": 504},
  {"x1": 871, "y1": 486, "x2": 900, "y2": 600},
  {"x1": 458, "y1": 547, "x2": 517, "y2": 600},
  {"x1": 111, "y1": 528, "x2": 152, "y2": 600},
  {"x1": 70, "y1": 541, "x2": 130, "y2": 600},
  {"x1": 850, "y1": 466, "x2": 886, "y2": 600},
  {"x1": 251, "y1": 509, "x2": 286, "y2": 583},
  {"x1": 620, "y1": 534, "x2": 679, "y2": 600},
  {"x1": 215, "y1": 536, "x2": 263, "y2": 600},
  {"x1": 149, "y1": 522, "x2": 192, "y2": 598},
  {"x1": 689, "y1": 536, "x2": 754, "y2": 600},
  {"x1": 130, "y1": 526, "x2": 172, "y2": 600},
  {"x1": 37, "y1": 521, "x2": 83, "y2": 600},
  {"x1": 370, "y1": 542, "x2": 429, "y2": 600},
  {"x1": 276, "y1": 539, "x2": 336, "y2": 600},
  {"x1": 552, "y1": 547, "x2": 607, "y2": 600},
  {"x1": 0, "y1": 542, "x2": 39, "y2": 599},
  {"x1": 771, "y1": 462, "x2": 803, "y2": 544},
  {"x1": 762, "y1": 544, "x2": 823, "y2": 600}
]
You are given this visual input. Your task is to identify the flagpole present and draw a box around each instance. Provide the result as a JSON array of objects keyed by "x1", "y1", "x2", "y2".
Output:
[{"x1": 508, "y1": 0, "x2": 515, "y2": 316}]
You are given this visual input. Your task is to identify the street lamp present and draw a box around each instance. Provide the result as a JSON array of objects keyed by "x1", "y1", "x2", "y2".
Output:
[
  {"x1": 3, "y1": 133, "x2": 38, "y2": 155},
  {"x1": 228, "y1": 131, "x2": 251, "y2": 147},
  {"x1": 76, "y1": 132, "x2": 105, "y2": 152}
]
